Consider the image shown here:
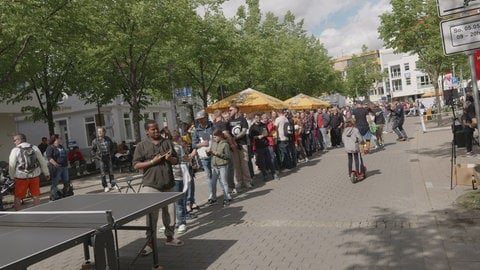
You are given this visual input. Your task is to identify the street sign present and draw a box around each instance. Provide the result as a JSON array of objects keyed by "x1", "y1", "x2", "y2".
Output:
[
  {"x1": 440, "y1": 14, "x2": 480, "y2": 55},
  {"x1": 175, "y1": 87, "x2": 192, "y2": 98},
  {"x1": 437, "y1": 0, "x2": 480, "y2": 17}
]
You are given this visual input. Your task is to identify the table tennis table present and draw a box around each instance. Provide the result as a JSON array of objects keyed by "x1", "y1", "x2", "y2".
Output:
[{"x1": 0, "y1": 192, "x2": 183, "y2": 270}]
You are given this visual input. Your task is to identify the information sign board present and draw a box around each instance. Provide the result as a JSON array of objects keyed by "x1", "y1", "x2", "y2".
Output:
[
  {"x1": 440, "y1": 14, "x2": 480, "y2": 55},
  {"x1": 437, "y1": 0, "x2": 480, "y2": 17}
]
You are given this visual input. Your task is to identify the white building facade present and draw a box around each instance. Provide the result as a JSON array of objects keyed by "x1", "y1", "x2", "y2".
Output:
[{"x1": 380, "y1": 48, "x2": 435, "y2": 101}]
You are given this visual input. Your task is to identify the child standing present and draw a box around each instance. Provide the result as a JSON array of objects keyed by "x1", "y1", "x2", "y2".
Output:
[
  {"x1": 342, "y1": 118, "x2": 366, "y2": 180},
  {"x1": 207, "y1": 129, "x2": 232, "y2": 206}
]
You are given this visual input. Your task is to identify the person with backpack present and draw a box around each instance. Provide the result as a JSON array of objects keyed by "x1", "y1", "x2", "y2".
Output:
[
  {"x1": 8, "y1": 133, "x2": 50, "y2": 210},
  {"x1": 45, "y1": 134, "x2": 73, "y2": 201},
  {"x1": 91, "y1": 127, "x2": 117, "y2": 192}
]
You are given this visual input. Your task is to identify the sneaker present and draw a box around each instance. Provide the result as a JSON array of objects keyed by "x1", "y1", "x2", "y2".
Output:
[
  {"x1": 112, "y1": 185, "x2": 120, "y2": 191},
  {"x1": 104, "y1": 187, "x2": 110, "y2": 192},
  {"x1": 207, "y1": 199, "x2": 217, "y2": 206},
  {"x1": 158, "y1": 226, "x2": 165, "y2": 232},
  {"x1": 245, "y1": 182, "x2": 253, "y2": 188},
  {"x1": 177, "y1": 224, "x2": 187, "y2": 234},
  {"x1": 230, "y1": 188, "x2": 238, "y2": 194},
  {"x1": 274, "y1": 173, "x2": 280, "y2": 180},
  {"x1": 165, "y1": 238, "x2": 184, "y2": 246},
  {"x1": 467, "y1": 151, "x2": 475, "y2": 156},
  {"x1": 223, "y1": 199, "x2": 231, "y2": 206},
  {"x1": 305, "y1": 157, "x2": 309, "y2": 162},
  {"x1": 141, "y1": 245, "x2": 153, "y2": 256}
]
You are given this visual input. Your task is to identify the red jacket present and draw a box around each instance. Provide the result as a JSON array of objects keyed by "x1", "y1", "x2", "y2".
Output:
[{"x1": 68, "y1": 150, "x2": 84, "y2": 162}]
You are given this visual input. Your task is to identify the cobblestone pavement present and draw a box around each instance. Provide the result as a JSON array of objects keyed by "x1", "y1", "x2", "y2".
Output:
[{"x1": 5, "y1": 115, "x2": 480, "y2": 270}]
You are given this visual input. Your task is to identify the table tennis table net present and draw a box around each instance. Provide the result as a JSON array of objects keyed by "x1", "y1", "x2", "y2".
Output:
[{"x1": 0, "y1": 211, "x2": 114, "y2": 229}]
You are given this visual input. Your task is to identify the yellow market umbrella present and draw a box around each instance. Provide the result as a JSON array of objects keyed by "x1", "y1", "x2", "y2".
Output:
[
  {"x1": 205, "y1": 88, "x2": 286, "y2": 113},
  {"x1": 283, "y1": 93, "x2": 330, "y2": 110},
  {"x1": 421, "y1": 91, "x2": 442, "y2": 98}
]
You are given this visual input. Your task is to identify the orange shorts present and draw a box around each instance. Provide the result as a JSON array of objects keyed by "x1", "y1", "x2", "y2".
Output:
[{"x1": 14, "y1": 176, "x2": 41, "y2": 199}]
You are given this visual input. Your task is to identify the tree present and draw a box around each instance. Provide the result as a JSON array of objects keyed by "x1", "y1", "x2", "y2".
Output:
[
  {"x1": 0, "y1": 0, "x2": 86, "y2": 136},
  {"x1": 378, "y1": 0, "x2": 467, "y2": 123},
  {"x1": 178, "y1": 10, "x2": 238, "y2": 108},
  {"x1": 230, "y1": 2, "x2": 339, "y2": 100},
  {"x1": 344, "y1": 46, "x2": 382, "y2": 99},
  {"x1": 0, "y1": 1, "x2": 33, "y2": 86},
  {"x1": 83, "y1": 0, "x2": 195, "y2": 142}
]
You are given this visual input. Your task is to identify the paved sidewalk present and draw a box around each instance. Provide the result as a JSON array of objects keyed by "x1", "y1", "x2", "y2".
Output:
[{"x1": 6, "y1": 115, "x2": 480, "y2": 269}]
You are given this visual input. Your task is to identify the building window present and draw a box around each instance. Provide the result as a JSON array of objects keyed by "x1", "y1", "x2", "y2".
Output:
[
  {"x1": 153, "y1": 112, "x2": 159, "y2": 121},
  {"x1": 385, "y1": 78, "x2": 391, "y2": 94},
  {"x1": 378, "y1": 86, "x2": 384, "y2": 95},
  {"x1": 406, "y1": 77, "x2": 411, "y2": 85},
  {"x1": 392, "y1": 79, "x2": 402, "y2": 92},
  {"x1": 404, "y1": 63, "x2": 410, "y2": 71},
  {"x1": 162, "y1": 112, "x2": 168, "y2": 127},
  {"x1": 85, "y1": 116, "x2": 96, "y2": 147},
  {"x1": 390, "y1": 65, "x2": 401, "y2": 78},
  {"x1": 416, "y1": 75, "x2": 432, "y2": 88},
  {"x1": 124, "y1": 113, "x2": 133, "y2": 141}
]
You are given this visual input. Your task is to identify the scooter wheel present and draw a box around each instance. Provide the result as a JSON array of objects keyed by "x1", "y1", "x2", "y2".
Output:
[{"x1": 350, "y1": 174, "x2": 357, "y2": 183}]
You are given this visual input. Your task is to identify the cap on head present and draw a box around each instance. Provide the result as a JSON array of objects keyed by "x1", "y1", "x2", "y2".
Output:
[{"x1": 195, "y1": 110, "x2": 207, "y2": 120}]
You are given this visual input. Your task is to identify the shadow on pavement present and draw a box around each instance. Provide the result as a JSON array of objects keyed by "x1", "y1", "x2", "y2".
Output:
[
  {"x1": 338, "y1": 206, "x2": 480, "y2": 269},
  {"x1": 118, "y1": 238, "x2": 236, "y2": 270}
]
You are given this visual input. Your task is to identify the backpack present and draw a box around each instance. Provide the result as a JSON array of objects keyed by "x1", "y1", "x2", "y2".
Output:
[
  {"x1": 284, "y1": 119, "x2": 294, "y2": 137},
  {"x1": 17, "y1": 145, "x2": 39, "y2": 174}
]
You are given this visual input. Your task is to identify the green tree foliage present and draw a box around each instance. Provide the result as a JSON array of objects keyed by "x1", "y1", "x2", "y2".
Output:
[
  {"x1": 378, "y1": 0, "x2": 467, "y2": 114},
  {"x1": 1, "y1": 0, "x2": 343, "y2": 141},
  {"x1": 0, "y1": 0, "x2": 85, "y2": 136},
  {"x1": 178, "y1": 10, "x2": 238, "y2": 108},
  {"x1": 78, "y1": 0, "x2": 195, "y2": 141},
  {"x1": 0, "y1": 1, "x2": 33, "y2": 86},
  {"x1": 344, "y1": 46, "x2": 382, "y2": 99},
  {"x1": 230, "y1": 2, "x2": 339, "y2": 100}
]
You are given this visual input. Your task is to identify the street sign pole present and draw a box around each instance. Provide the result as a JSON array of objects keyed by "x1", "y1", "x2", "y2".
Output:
[{"x1": 467, "y1": 51, "x2": 480, "y2": 127}]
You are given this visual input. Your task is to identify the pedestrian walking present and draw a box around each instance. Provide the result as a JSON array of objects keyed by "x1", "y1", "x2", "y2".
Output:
[
  {"x1": 91, "y1": 127, "x2": 117, "y2": 192},
  {"x1": 390, "y1": 100, "x2": 408, "y2": 141},
  {"x1": 8, "y1": 133, "x2": 50, "y2": 210}
]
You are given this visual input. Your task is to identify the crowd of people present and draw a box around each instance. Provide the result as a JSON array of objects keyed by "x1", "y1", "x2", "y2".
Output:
[
  {"x1": 152, "y1": 100, "x2": 411, "y2": 233},
  {"x1": 4, "y1": 93, "x2": 480, "y2": 269}
]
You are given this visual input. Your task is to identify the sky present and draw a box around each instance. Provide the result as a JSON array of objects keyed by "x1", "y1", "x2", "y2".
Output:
[{"x1": 220, "y1": 0, "x2": 392, "y2": 58}]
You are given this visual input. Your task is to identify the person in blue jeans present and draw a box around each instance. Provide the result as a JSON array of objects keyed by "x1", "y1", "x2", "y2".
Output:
[
  {"x1": 208, "y1": 129, "x2": 232, "y2": 206},
  {"x1": 45, "y1": 134, "x2": 71, "y2": 200},
  {"x1": 172, "y1": 131, "x2": 192, "y2": 234},
  {"x1": 191, "y1": 110, "x2": 214, "y2": 205}
]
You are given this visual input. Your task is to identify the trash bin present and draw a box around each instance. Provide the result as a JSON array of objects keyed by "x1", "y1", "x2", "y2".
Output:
[
  {"x1": 425, "y1": 109, "x2": 432, "y2": 120},
  {"x1": 453, "y1": 124, "x2": 466, "y2": 148}
]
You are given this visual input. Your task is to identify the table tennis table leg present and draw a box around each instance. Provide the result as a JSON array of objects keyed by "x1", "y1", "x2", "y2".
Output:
[
  {"x1": 129, "y1": 211, "x2": 160, "y2": 269},
  {"x1": 82, "y1": 242, "x2": 92, "y2": 267},
  {"x1": 148, "y1": 212, "x2": 160, "y2": 269},
  {"x1": 92, "y1": 230, "x2": 118, "y2": 270}
]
